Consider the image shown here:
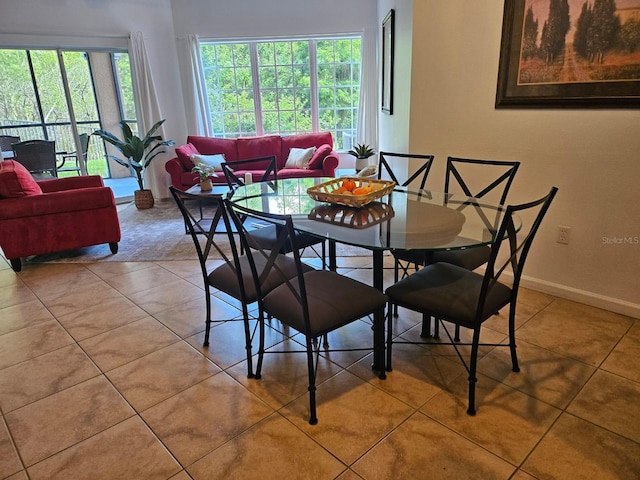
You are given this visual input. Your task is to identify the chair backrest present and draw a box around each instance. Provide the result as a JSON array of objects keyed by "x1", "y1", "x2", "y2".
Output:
[
  {"x1": 221, "y1": 156, "x2": 278, "y2": 190},
  {"x1": 225, "y1": 198, "x2": 312, "y2": 331},
  {"x1": 169, "y1": 186, "x2": 241, "y2": 290},
  {"x1": 79, "y1": 133, "x2": 90, "y2": 159},
  {"x1": 479, "y1": 187, "x2": 558, "y2": 314},
  {"x1": 12, "y1": 140, "x2": 57, "y2": 177},
  {"x1": 445, "y1": 157, "x2": 520, "y2": 205},
  {"x1": 0, "y1": 135, "x2": 21, "y2": 151},
  {"x1": 378, "y1": 151, "x2": 434, "y2": 191}
]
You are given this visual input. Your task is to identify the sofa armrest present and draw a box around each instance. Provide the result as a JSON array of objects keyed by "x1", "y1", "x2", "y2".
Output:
[
  {"x1": 0, "y1": 187, "x2": 116, "y2": 221},
  {"x1": 321, "y1": 152, "x2": 339, "y2": 177},
  {"x1": 165, "y1": 157, "x2": 187, "y2": 184},
  {"x1": 37, "y1": 175, "x2": 104, "y2": 193}
]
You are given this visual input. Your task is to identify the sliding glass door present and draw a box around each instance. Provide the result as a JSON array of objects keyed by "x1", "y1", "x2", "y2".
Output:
[{"x1": 0, "y1": 47, "x2": 135, "y2": 178}]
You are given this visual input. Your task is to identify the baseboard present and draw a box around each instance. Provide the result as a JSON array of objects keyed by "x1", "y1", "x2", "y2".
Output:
[{"x1": 519, "y1": 275, "x2": 640, "y2": 320}]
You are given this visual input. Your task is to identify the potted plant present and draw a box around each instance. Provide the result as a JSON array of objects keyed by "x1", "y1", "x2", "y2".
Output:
[
  {"x1": 192, "y1": 163, "x2": 217, "y2": 191},
  {"x1": 92, "y1": 119, "x2": 175, "y2": 209},
  {"x1": 348, "y1": 143, "x2": 376, "y2": 172}
]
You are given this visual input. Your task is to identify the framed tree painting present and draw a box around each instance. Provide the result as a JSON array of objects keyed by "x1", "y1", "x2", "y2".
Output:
[
  {"x1": 496, "y1": 0, "x2": 640, "y2": 107},
  {"x1": 382, "y1": 9, "x2": 395, "y2": 113}
]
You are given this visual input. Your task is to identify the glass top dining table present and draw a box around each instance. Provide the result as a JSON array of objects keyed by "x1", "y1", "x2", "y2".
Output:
[{"x1": 229, "y1": 177, "x2": 516, "y2": 291}]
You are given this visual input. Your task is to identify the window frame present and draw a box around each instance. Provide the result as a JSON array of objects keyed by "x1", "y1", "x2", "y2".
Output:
[{"x1": 200, "y1": 34, "x2": 362, "y2": 151}]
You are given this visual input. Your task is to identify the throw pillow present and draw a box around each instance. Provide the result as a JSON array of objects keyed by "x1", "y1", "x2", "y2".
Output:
[
  {"x1": 175, "y1": 143, "x2": 200, "y2": 171},
  {"x1": 0, "y1": 160, "x2": 43, "y2": 198},
  {"x1": 307, "y1": 144, "x2": 333, "y2": 170},
  {"x1": 285, "y1": 147, "x2": 316, "y2": 169},
  {"x1": 191, "y1": 153, "x2": 226, "y2": 171}
]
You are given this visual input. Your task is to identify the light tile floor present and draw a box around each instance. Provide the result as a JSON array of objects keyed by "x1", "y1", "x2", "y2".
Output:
[{"x1": 0, "y1": 255, "x2": 638, "y2": 479}]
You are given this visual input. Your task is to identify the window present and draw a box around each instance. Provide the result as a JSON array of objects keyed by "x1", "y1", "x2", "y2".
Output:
[{"x1": 201, "y1": 36, "x2": 361, "y2": 150}]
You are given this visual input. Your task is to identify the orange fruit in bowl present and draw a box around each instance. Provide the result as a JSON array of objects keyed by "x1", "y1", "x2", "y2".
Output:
[
  {"x1": 352, "y1": 186, "x2": 371, "y2": 196},
  {"x1": 341, "y1": 179, "x2": 356, "y2": 191}
]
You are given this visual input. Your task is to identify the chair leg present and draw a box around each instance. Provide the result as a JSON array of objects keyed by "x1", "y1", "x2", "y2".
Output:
[
  {"x1": 203, "y1": 290, "x2": 212, "y2": 347},
  {"x1": 242, "y1": 304, "x2": 255, "y2": 379},
  {"x1": 467, "y1": 328, "x2": 481, "y2": 416},
  {"x1": 453, "y1": 324, "x2": 460, "y2": 342},
  {"x1": 508, "y1": 304, "x2": 520, "y2": 373},
  {"x1": 254, "y1": 308, "x2": 266, "y2": 380},
  {"x1": 420, "y1": 313, "x2": 432, "y2": 338},
  {"x1": 386, "y1": 303, "x2": 394, "y2": 371},
  {"x1": 109, "y1": 242, "x2": 118, "y2": 254},
  {"x1": 306, "y1": 338, "x2": 318, "y2": 425}
]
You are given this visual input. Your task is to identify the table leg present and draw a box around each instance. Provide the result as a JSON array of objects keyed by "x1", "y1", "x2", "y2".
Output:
[
  {"x1": 328, "y1": 239, "x2": 337, "y2": 271},
  {"x1": 371, "y1": 249, "x2": 386, "y2": 376}
]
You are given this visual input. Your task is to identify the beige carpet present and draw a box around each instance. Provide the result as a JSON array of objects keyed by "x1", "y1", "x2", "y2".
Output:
[{"x1": 20, "y1": 199, "x2": 371, "y2": 265}]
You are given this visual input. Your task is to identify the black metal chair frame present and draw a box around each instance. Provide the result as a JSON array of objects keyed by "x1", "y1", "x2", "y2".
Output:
[
  {"x1": 393, "y1": 156, "x2": 521, "y2": 318},
  {"x1": 378, "y1": 151, "x2": 434, "y2": 191},
  {"x1": 376, "y1": 151, "x2": 436, "y2": 285},
  {"x1": 226, "y1": 198, "x2": 388, "y2": 424},
  {"x1": 169, "y1": 186, "x2": 258, "y2": 377},
  {"x1": 222, "y1": 156, "x2": 327, "y2": 269},
  {"x1": 386, "y1": 187, "x2": 558, "y2": 415}
]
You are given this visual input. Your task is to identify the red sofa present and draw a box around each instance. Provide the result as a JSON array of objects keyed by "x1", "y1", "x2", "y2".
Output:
[
  {"x1": 0, "y1": 160, "x2": 121, "y2": 271},
  {"x1": 165, "y1": 132, "x2": 340, "y2": 191}
]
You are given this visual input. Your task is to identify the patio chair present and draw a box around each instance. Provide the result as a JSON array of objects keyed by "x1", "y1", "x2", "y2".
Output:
[
  {"x1": 12, "y1": 140, "x2": 58, "y2": 178},
  {"x1": 57, "y1": 133, "x2": 89, "y2": 175}
]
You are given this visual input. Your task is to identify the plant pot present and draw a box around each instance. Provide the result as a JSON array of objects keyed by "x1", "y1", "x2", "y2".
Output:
[
  {"x1": 200, "y1": 178, "x2": 213, "y2": 191},
  {"x1": 134, "y1": 189, "x2": 154, "y2": 209},
  {"x1": 355, "y1": 157, "x2": 371, "y2": 173}
]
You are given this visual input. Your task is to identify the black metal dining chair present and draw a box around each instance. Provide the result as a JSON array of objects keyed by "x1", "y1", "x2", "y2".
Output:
[
  {"x1": 226, "y1": 198, "x2": 388, "y2": 425},
  {"x1": 223, "y1": 156, "x2": 327, "y2": 269},
  {"x1": 392, "y1": 156, "x2": 520, "y2": 325},
  {"x1": 385, "y1": 187, "x2": 557, "y2": 415},
  {"x1": 170, "y1": 186, "x2": 307, "y2": 379},
  {"x1": 375, "y1": 151, "x2": 435, "y2": 285}
]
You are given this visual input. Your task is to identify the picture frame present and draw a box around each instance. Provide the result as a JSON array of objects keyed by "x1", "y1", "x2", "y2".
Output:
[
  {"x1": 496, "y1": 0, "x2": 640, "y2": 108},
  {"x1": 382, "y1": 9, "x2": 395, "y2": 114}
]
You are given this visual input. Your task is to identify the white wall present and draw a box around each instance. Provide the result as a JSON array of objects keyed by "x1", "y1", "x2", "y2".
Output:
[{"x1": 407, "y1": 1, "x2": 639, "y2": 317}]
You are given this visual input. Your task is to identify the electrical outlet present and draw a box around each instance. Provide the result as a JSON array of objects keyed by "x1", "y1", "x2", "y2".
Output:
[{"x1": 557, "y1": 225, "x2": 571, "y2": 245}]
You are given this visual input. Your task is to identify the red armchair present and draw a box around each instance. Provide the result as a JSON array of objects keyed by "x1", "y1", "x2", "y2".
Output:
[{"x1": 0, "y1": 160, "x2": 121, "y2": 272}]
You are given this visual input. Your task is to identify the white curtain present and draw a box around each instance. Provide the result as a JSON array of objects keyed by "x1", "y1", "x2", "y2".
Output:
[
  {"x1": 357, "y1": 26, "x2": 378, "y2": 152},
  {"x1": 128, "y1": 31, "x2": 168, "y2": 198},
  {"x1": 184, "y1": 34, "x2": 213, "y2": 136}
]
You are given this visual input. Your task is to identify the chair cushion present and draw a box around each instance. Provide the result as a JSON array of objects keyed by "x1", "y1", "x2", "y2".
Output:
[
  {"x1": 263, "y1": 270, "x2": 388, "y2": 337},
  {"x1": 208, "y1": 253, "x2": 312, "y2": 303},
  {"x1": 431, "y1": 245, "x2": 491, "y2": 271},
  {"x1": 307, "y1": 144, "x2": 333, "y2": 170},
  {"x1": 175, "y1": 143, "x2": 200, "y2": 171},
  {"x1": 0, "y1": 160, "x2": 42, "y2": 198},
  {"x1": 385, "y1": 262, "x2": 512, "y2": 327}
]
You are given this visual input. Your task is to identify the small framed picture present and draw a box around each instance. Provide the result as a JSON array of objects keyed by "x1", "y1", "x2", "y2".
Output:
[{"x1": 382, "y1": 9, "x2": 395, "y2": 114}]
